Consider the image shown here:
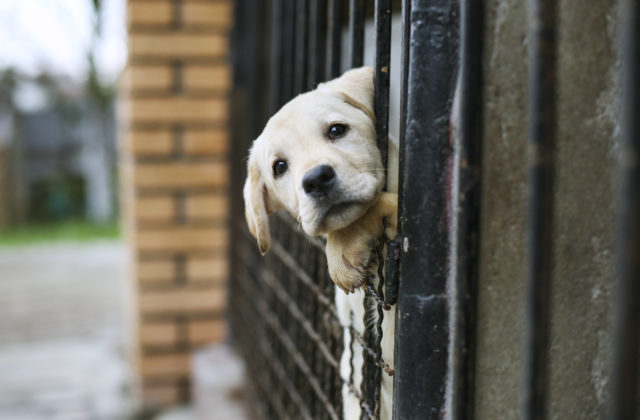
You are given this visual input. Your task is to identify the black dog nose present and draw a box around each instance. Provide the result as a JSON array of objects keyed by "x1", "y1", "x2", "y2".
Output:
[{"x1": 302, "y1": 165, "x2": 336, "y2": 198}]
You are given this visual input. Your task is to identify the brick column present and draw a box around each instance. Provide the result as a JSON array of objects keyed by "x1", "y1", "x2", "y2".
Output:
[{"x1": 121, "y1": 0, "x2": 231, "y2": 407}]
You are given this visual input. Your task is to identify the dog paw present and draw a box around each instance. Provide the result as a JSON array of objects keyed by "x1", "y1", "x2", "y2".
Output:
[
  {"x1": 378, "y1": 192, "x2": 398, "y2": 239},
  {"x1": 325, "y1": 192, "x2": 398, "y2": 294},
  {"x1": 327, "y1": 241, "x2": 376, "y2": 293}
]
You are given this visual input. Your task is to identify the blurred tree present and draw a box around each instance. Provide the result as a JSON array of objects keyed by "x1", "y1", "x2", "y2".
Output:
[
  {"x1": 82, "y1": 0, "x2": 117, "y2": 224},
  {"x1": 0, "y1": 70, "x2": 27, "y2": 228}
]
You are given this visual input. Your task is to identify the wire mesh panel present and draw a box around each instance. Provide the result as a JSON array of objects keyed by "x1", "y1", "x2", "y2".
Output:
[{"x1": 232, "y1": 213, "x2": 343, "y2": 419}]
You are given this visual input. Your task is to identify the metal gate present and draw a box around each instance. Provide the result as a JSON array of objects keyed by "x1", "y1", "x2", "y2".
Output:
[{"x1": 228, "y1": 0, "x2": 640, "y2": 419}]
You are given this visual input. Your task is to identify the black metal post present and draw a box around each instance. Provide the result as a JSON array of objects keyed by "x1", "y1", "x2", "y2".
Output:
[
  {"x1": 308, "y1": 0, "x2": 327, "y2": 87},
  {"x1": 349, "y1": 0, "x2": 365, "y2": 68},
  {"x1": 281, "y1": 0, "x2": 296, "y2": 102},
  {"x1": 326, "y1": 0, "x2": 344, "y2": 79},
  {"x1": 522, "y1": 0, "x2": 557, "y2": 419},
  {"x1": 393, "y1": 1, "x2": 459, "y2": 419},
  {"x1": 295, "y1": 0, "x2": 309, "y2": 94},
  {"x1": 611, "y1": 0, "x2": 640, "y2": 419},
  {"x1": 451, "y1": 0, "x2": 484, "y2": 419},
  {"x1": 269, "y1": 0, "x2": 284, "y2": 113},
  {"x1": 356, "y1": 4, "x2": 392, "y2": 419},
  {"x1": 374, "y1": 0, "x2": 391, "y2": 170}
]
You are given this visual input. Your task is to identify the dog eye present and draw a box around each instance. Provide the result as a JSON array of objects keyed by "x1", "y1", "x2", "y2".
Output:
[
  {"x1": 272, "y1": 159, "x2": 288, "y2": 178},
  {"x1": 327, "y1": 123, "x2": 348, "y2": 140}
]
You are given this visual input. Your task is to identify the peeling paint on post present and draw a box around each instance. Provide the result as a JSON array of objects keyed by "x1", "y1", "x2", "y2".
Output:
[{"x1": 393, "y1": 0, "x2": 459, "y2": 418}]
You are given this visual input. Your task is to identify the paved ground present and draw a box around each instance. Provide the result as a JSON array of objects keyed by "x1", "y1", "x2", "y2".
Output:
[
  {"x1": 0, "y1": 241, "x2": 248, "y2": 420},
  {"x1": 0, "y1": 242, "x2": 132, "y2": 420}
]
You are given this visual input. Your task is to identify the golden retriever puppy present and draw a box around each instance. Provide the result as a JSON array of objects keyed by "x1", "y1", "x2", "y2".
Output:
[
  {"x1": 243, "y1": 67, "x2": 397, "y2": 292},
  {"x1": 243, "y1": 66, "x2": 397, "y2": 420}
]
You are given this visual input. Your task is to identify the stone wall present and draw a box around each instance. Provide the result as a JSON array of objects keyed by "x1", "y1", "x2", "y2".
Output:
[
  {"x1": 120, "y1": 0, "x2": 232, "y2": 408},
  {"x1": 475, "y1": 0, "x2": 619, "y2": 418}
]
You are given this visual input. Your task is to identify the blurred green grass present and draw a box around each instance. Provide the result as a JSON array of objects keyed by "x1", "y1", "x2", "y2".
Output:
[{"x1": 0, "y1": 220, "x2": 120, "y2": 247}]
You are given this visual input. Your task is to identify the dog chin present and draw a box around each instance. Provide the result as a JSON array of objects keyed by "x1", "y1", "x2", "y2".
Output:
[{"x1": 303, "y1": 201, "x2": 369, "y2": 236}]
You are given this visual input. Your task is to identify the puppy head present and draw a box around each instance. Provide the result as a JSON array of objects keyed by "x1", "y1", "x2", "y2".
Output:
[{"x1": 243, "y1": 67, "x2": 383, "y2": 252}]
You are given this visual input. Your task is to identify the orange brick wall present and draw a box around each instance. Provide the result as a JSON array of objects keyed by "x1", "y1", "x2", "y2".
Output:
[{"x1": 121, "y1": 0, "x2": 232, "y2": 408}]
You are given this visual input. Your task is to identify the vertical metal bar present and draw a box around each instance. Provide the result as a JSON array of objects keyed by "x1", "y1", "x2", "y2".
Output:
[
  {"x1": 374, "y1": 0, "x2": 391, "y2": 170},
  {"x1": 295, "y1": 0, "x2": 309, "y2": 94},
  {"x1": 349, "y1": 0, "x2": 365, "y2": 68},
  {"x1": 394, "y1": 0, "x2": 411, "y2": 256},
  {"x1": 269, "y1": 0, "x2": 284, "y2": 113},
  {"x1": 452, "y1": 0, "x2": 484, "y2": 419},
  {"x1": 357, "y1": 5, "x2": 392, "y2": 420},
  {"x1": 522, "y1": 0, "x2": 557, "y2": 419},
  {"x1": 393, "y1": 1, "x2": 459, "y2": 419},
  {"x1": 326, "y1": 0, "x2": 344, "y2": 79},
  {"x1": 308, "y1": 0, "x2": 327, "y2": 87},
  {"x1": 611, "y1": 0, "x2": 640, "y2": 419},
  {"x1": 281, "y1": 0, "x2": 296, "y2": 102}
]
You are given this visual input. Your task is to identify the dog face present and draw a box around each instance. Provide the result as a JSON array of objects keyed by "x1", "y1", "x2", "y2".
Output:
[{"x1": 243, "y1": 67, "x2": 383, "y2": 253}]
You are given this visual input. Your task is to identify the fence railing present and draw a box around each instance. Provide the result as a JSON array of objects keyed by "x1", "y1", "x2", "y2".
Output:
[{"x1": 229, "y1": 1, "x2": 640, "y2": 419}]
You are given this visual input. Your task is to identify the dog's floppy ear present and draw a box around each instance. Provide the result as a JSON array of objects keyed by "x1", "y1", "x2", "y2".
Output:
[
  {"x1": 243, "y1": 156, "x2": 271, "y2": 254},
  {"x1": 318, "y1": 66, "x2": 375, "y2": 121}
]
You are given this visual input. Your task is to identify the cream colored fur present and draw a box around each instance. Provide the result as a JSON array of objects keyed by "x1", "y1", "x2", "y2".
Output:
[{"x1": 243, "y1": 67, "x2": 397, "y2": 420}]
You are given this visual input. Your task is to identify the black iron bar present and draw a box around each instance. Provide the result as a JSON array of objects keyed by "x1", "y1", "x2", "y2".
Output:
[
  {"x1": 522, "y1": 0, "x2": 557, "y2": 419},
  {"x1": 295, "y1": 0, "x2": 309, "y2": 94},
  {"x1": 611, "y1": 0, "x2": 640, "y2": 419},
  {"x1": 361, "y1": 290, "x2": 379, "y2": 419},
  {"x1": 326, "y1": 0, "x2": 344, "y2": 79},
  {"x1": 451, "y1": 1, "x2": 484, "y2": 419},
  {"x1": 359, "y1": 5, "x2": 391, "y2": 416},
  {"x1": 269, "y1": 0, "x2": 284, "y2": 113},
  {"x1": 374, "y1": 0, "x2": 391, "y2": 170},
  {"x1": 349, "y1": 0, "x2": 365, "y2": 68},
  {"x1": 394, "y1": 0, "x2": 459, "y2": 418},
  {"x1": 308, "y1": 0, "x2": 327, "y2": 87},
  {"x1": 386, "y1": 0, "x2": 412, "y2": 307},
  {"x1": 281, "y1": 0, "x2": 296, "y2": 102}
]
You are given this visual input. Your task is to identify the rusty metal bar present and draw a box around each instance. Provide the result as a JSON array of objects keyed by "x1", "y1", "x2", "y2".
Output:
[
  {"x1": 611, "y1": 0, "x2": 640, "y2": 419},
  {"x1": 522, "y1": 0, "x2": 557, "y2": 419}
]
